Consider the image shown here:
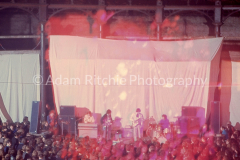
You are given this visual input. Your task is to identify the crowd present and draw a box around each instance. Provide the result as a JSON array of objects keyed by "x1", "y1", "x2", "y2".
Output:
[{"x1": 0, "y1": 115, "x2": 239, "y2": 160}]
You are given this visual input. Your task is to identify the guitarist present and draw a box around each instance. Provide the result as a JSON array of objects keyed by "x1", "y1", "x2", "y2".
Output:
[
  {"x1": 130, "y1": 108, "x2": 144, "y2": 141},
  {"x1": 47, "y1": 110, "x2": 58, "y2": 128},
  {"x1": 101, "y1": 109, "x2": 113, "y2": 140},
  {"x1": 46, "y1": 110, "x2": 59, "y2": 135}
]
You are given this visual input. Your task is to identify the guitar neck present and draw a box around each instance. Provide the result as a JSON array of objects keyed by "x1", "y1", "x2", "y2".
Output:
[{"x1": 133, "y1": 119, "x2": 142, "y2": 127}]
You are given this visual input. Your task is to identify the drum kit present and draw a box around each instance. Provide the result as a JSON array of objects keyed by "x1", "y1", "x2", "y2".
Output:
[{"x1": 146, "y1": 117, "x2": 181, "y2": 140}]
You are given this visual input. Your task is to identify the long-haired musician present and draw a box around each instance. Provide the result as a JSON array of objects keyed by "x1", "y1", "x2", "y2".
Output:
[
  {"x1": 47, "y1": 110, "x2": 57, "y2": 128},
  {"x1": 130, "y1": 108, "x2": 144, "y2": 141},
  {"x1": 101, "y1": 109, "x2": 113, "y2": 140}
]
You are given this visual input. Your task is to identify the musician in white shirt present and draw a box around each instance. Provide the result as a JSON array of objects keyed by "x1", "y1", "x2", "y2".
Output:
[
  {"x1": 130, "y1": 108, "x2": 144, "y2": 141},
  {"x1": 84, "y1": 111, "x2": 95, "y2": 123}
]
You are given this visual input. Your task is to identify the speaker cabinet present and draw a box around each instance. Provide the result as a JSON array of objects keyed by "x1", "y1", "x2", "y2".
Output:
[
  {"x1": 178, "y1": 117, "x2": 188, "y2": 134},
  {"x1": 178, "y1": 116, "x2": 200, "y2": 134},
  {"x1": 60, "y1": 106, "x2": 76, "y2": 116},
  {"x1": 188, "y1": 117, "x2": 200, "y2": 129},
  {"x1": 182, "y1": 106, "x2": 205, "y2": 126},
  {"x1": 78, "y1": 123, "x2": 98, "y2": 138},
  {"x1": 182, "y1": 107, "x2": 197, "y2": 116},
  {"x1": 58, "y1": 115, "x2": 76, "y2": 136},
  {"x1": 29, "y1": 101, "x2": 41, "y2": 134},
  {"x1": 211, "y1": 101, "x2": 220, "y2": 134}
]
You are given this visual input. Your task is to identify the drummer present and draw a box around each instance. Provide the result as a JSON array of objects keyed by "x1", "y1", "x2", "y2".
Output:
[{"x1": 159, "y1": 114, "x2": 170, "y2": 131}]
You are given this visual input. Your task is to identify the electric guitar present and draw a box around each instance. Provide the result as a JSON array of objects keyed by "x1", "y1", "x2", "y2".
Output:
[
  {"x1": 132, "y1": 114, "x2": 143, "y2": 127},
  {"x1": 103, "y1": 119, "x2": 112, "y2": 127}
]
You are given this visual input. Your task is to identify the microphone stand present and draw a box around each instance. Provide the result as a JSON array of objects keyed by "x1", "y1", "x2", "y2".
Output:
[{"x1": 59, "y1": 120, "x2": 64, "y2": 135}]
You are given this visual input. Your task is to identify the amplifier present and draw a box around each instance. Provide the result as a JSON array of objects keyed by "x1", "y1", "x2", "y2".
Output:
[
  {"x1": 58, "y1": 116, "x2": 76, "y2": 136},
  {"x1": 188, "y1": 117, "x2": 200, "y2": 129},
  {"x1": 178, "y1": 116, "x2": 200, "y2": 134},
  {"x1": 78, "y1": 123, "x2": 98, "y2": 138},
  {"x1": 182, "y1": 106, "x2": 205, "y2": 126},
  {"x1": 122, "y1": 128, "x2": 133, "y2": 138},
  {"x1": 182, "y1": 106, "x2": 198, "y2": 116},
  {"x1": 60, "y1": 106, "x2": 75, "y2": 116}
]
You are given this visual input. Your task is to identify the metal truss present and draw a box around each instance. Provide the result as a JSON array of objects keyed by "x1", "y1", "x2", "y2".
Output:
[
  {"x1": 1, "y1": 0, "x2": 240, "y2": 129},
  {"x1": 222, "y1": 7, "x2": 240, "y2": 23},
  {"x1": 0, "y1": 3, "x2": 39, "y2": 20},
  {"x1": 0, "y1": 0, "x2": 240, "y2": 39}
]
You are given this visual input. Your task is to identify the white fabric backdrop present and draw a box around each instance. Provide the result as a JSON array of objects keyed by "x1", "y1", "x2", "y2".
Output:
[
  {"x1": 49, "y1": 36, "x2": 223, "y2": 127},
  {"x1": 229, "y1": 59, "x2": 240, "y2": 126},
  {"x1": 0, "y1": 51, "x2": 40, "y2": 122}
]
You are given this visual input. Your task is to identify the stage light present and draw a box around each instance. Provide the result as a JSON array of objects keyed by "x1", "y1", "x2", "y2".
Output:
[
  {"x1": 119, "y1": 91, "x2": 127, "y2": 100},
  {"x1": 163, "y1": 83, "x2": 173, "y2": 88}
]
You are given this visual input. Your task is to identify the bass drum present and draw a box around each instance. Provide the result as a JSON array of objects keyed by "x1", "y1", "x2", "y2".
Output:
[
  {"x1": 163, "y1": 128, "x2": 172, "y2": 140},
  {"x1": 143, "y1": 116, "x2": 157, "y2": 131},
  {"x1": 146, "y1": 126, "x2": 154, "y2": 137},
  {"x1": 153, "y1": 130, "x2": 163, "y2": 139},
  {"x1": 163, "y1": 128, "x2": 171, "y2": 134},
  {"x1": 146, "y1": 124, "x2": 161, "y2": 138}
]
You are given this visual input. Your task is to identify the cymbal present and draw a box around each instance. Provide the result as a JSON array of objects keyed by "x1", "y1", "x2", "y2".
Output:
[{"x1": 149, "y1": 121, "x2": 157, "y2": 124}]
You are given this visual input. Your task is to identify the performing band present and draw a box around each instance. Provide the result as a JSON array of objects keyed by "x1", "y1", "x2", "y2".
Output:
[
  {"x1": 50, "y1": 107, "x2": 179, "y2": 142},
  {"x1": 98, "y1": 109, "x2": 174, "y2": 142},
  {"x1": 78, "y1": 108, "x2": 174, "y2": 142}
]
